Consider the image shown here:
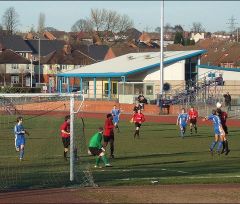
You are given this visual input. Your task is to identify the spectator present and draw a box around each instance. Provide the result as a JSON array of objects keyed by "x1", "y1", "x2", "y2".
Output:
[
  {"x1": 223, "y1": 92, "x2": 232, "y2": 111},
  {"x1": 138, "y1": 93, "x2": 148, "y2": 110},
  {"x1": 215, "y1": 74, "x2": 224, "y2": 86},
  {"x1": 133, "y1": 103, "x2": 141, "y2": 114}
]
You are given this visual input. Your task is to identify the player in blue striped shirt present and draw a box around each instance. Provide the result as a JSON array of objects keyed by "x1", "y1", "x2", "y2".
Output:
[
  {"x1": 111, "y1": 105, "x2": 121, "y2": 133},
  {"x1": 176, "y1": 108, "x2": 189, "y2": 138},
  {"x1": 14, "y1": 117, "x2": 29, "y2": 161},
  {"x1": 204, "y1": 109, "x2": 225, "y2": 155}
]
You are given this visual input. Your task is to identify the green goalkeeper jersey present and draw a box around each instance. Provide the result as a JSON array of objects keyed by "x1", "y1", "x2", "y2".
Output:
[{"x1": 89, "y1": 132, "x2": 103, "y2": 149}]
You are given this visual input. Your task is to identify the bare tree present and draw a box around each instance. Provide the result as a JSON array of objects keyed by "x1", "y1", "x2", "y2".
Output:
[
  {"x1": 71, "y1": 18, "x2": 93, "y2": 32},
  {"x1": 2, "y1": 7, "x2": 19, "y2": 35},
  {"x1": 90, "y1": 8, "x2": 106, "y2": 32},
  {"x1": 155, "y1": 27, "x2": 161, "y2": 33},
  {"x1": 115, "y1": 14, "x2": 133, "y2": 33},
  {"x1": 38, "y1": 12, "x2": 45, "y2": 33},
  {"x1": 191, "y1": 22, "x2": 205, "y2": 33},
  {"x1": 104, "y1": 10, "x2": 119, "y2": 32}
]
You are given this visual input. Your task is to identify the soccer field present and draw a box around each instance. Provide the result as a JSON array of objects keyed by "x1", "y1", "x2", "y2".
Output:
[{"x1": 1, "y1": 115, "x2": 240, "y2": 190}]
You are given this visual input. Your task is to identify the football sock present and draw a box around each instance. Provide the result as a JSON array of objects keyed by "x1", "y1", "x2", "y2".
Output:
[
  {"x1": 225, "y1": 140, "x2": 229, "y2": 151},
  {"x1": 136, "y1": 130, "x2": 140, "y2": 137},
  {"x1": 190, "y1": 128, "x2": 192, "y2": 133},
  {"x1": 194, "y1": 127, "x2": 197, "y2": 133},
  {"x1": 210, "y1": 141, "x2": 217, "y2": 151},
  {"x1": 222, "y1": 141, "x2": 226, "y2": 151},
  {"x1": 217, "y1": 141, "x2": 223, "y2": 152},
  {"x1": 64, "y1": 151, "x2": 67, "y2": 158},
  {"x1": 180, "y1": 130, "x2": 184, "y2": 137},
  {"x1": 95, "y1": 157, "x2": 101, "y2": 166},
  {"x1": 101, "y1": 155, "x2": 108, "y2": 165},
  {"x1": 20, "y1": 149, "x2": 24, "y2": 159},
  {"x1": 134, "y1": 130, "x2": 137, "y2": 138}
]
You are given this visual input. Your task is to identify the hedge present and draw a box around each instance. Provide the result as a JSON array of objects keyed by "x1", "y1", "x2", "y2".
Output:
[{"x1": 0, "y1": 86, "x2": 42, "y2": 93}]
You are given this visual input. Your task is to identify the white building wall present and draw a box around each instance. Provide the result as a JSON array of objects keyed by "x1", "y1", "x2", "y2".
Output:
[
  {"x1": 198, "y1": 68, "x2": 240, "y2": 80},
  {"x1": 143, "y1": 60, "x2": 185, "y2": 81}
]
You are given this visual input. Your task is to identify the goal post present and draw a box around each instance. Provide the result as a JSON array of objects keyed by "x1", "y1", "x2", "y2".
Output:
[{"x1": 0, "y1": 92, "x2": 94, "y2": 190}]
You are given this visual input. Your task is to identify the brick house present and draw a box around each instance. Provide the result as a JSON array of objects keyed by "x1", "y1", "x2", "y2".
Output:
[
  {"x1": 40, "y1": 44, "x2": 96, "y2": 92},
  {"x1": 0, "y1": 49, "x2": 31, "y2": 87}
]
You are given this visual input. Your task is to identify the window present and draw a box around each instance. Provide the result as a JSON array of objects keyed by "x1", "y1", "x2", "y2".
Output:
[
  {"x1": 62, "y1": 77, "x2": 67, "y2": 84},
  {"x1": 62, "y1": 65, "x2": 67, "y2": 70},
  {"x1": 11, "y1": 76, "x2": 19, "y2": 84},
  {"x1": 146, "y1": 85, "x2": 153, "y2": 95},
  {"x1": 11, "y1": 64, "x2": 19, "y2": 69},
  {"x1": 83, "y1": 81, "x2": 89, "y2": 94}
]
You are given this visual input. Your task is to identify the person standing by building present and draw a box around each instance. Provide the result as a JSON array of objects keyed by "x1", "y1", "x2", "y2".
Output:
[
  {"x1": 223, "y1": 92, "x2": 232, "y2": 112},
  {"x1": 103, "y1": 113, "x2": 115, "y2": 159}
]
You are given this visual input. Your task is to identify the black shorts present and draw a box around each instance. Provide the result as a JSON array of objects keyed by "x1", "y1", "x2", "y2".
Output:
[
  {"x1": 103, "y1": 135, "x2": 114, "y2": 142},
  {"x1": 62, "y1": 137, "x2": 70, "y2": 148},
  {"x1": 189, "y1": 119, "x2": 197, "y2": 125},
  {"x1": 88, "y1": 147, "x2": 103, "y2": 156},
  {"x1": 135, "y1": 122, "x2": 142, "y2": 128},
  {"x1": 222, "y1": 125, "x2": 228, "y2": 134}
]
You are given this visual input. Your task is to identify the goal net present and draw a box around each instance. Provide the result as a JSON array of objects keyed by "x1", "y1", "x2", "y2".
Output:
[{"x1": 0, "y1": 93, "x2": 95, "y2": 191}]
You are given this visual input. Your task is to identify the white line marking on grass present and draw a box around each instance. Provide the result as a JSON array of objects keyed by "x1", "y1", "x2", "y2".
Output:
[{"x1": 114, "y1": 175, "x2": 240, "y2": 182}]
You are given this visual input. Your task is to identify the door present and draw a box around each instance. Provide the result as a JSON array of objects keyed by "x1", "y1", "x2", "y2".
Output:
[{"x1": 103, "y1": 81, "x2": 118, "y2": 98}]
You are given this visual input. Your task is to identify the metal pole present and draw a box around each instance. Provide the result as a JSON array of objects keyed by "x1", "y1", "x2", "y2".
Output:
[
  {"x1": 70, "y1": 94, "x2": 74, "y2": 181},
  {"x1": 160, "y1": 0, "x2": 164, "y2": 96},
  {"x1": 30, "y1": 56, "x2": 33, "y2": 88},
  {"x1": 38, "y1": 36, "x2": 41, "y2": 83}
]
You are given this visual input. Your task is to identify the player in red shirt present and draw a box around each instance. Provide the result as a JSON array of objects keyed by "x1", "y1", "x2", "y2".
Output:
[
  {"x1": 132, "y1": 109, "x2": 145, "y2": 139},
  {"x1": 60, "y1": 115, "x2": 70, "y2": 160},
  {"x1": 103, "y1": 113, "x2": 115, "y2": 158},
  {"x1": 188, "y1": 106, "x2": 198, "y2": 135},
  {"x1": 217, "y1": 108, "x2": 230, "y2": 155}
]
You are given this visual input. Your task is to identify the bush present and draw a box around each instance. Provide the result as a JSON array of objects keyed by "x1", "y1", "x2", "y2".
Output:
[{"x1": 0, "y1": 86, "x2": 41, "y2": 93}]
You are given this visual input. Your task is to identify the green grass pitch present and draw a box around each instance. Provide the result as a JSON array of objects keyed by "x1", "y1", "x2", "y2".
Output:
[{"x1": 0, "y1": 115, "x2": 240, "y2": 189}]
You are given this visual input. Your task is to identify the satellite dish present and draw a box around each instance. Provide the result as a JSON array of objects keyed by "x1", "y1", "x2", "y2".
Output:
[{"x1": 163, "y1": 83, "x2": 171, "y2": 92}]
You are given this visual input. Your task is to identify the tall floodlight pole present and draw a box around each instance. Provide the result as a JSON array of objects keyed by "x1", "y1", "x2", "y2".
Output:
[
  {"x1": 160, "y1": 0, "x2": 164, "y2": 96},
  {"x1": 38, "y1": 35, "x2": 41, "y2": 84}
]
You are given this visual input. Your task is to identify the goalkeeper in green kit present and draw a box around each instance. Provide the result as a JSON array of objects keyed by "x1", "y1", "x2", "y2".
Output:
[{"x1": 88, "y1": 127, "x2": 112, "y2": 168}]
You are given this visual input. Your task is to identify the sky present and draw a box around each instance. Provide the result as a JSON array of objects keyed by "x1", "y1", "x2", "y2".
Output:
[{"x1": 0, "y1": 1, "x2": 239, "y2": 33}]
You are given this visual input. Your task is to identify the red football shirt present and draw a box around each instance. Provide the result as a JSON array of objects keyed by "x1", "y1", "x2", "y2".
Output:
[
  {"x1": 60, "y1": 121, "x2": 70, "y2": 138},
  {"x1": 133, "y1": 113, "x2": 145, "y2": 123},
  {"x1": 103, "y1": 118, "x2": 114, "y2": 137},
  {"x1": 188, "y1": 110, "x2": 198, "y2": 119}
]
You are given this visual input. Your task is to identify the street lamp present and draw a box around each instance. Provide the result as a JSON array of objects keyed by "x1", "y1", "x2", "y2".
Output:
[
  {"x1": 30, "y1": 54, "x2": 33, "y2": 88},
  {"x1": 38, "y1": 34, "x2": 41, "y2": 84},
  {"x1": 160, "y1": 0, "x2": 164, "y2": 96}
]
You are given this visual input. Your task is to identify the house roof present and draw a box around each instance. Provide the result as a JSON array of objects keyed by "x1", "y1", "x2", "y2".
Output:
[
  {"x1": 0, "y1": 35, "x2": 32, "y2": 52},
  {"x1": 77, "y1": 44, "x2": 110, "y2": 61},
  {"x1": 125, "y1": 28, "x2": 142, "y2": 41},
  {"x1": 218, "y1": 43, "x2": 240, "y2": 63},
  {"x1": 58, "y1": 50, "x2": 206, "y2": 78},
  {"x1": 0, "y1": 49, "x2": 30, "y2": 64},
  {"x1": 41, "y1": 49, "x2": 96, "y2": 65},
  {"x1": 25, "y1": 40, "x2": 66, "y2": 56}
]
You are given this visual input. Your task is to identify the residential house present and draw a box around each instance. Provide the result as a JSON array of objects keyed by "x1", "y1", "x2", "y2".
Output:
[
  {"x1": 41, "y1": 44, "x2": 96, "y2": 92},
  {"x1": 0, "y1": 49, "x2": 31, "y2": 87},
  {"x1": 0, "y1": 35, "x2": 33, "y2": 60},
  {"x1": 217, "y1": 43, "x2": 240, "y2": 68},
  {"x1": 190, "y1": 32, "x2": 205, "y2": 43}
]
